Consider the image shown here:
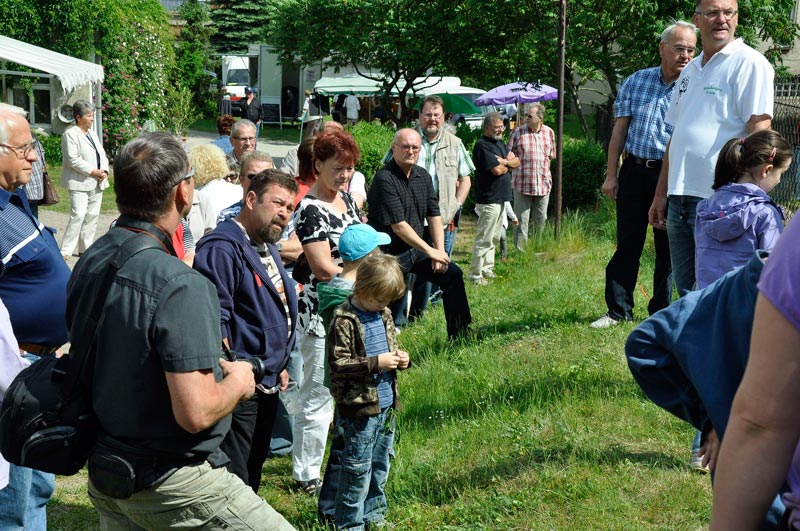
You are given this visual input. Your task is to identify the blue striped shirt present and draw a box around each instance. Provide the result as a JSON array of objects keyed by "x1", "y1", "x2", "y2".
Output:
[
  {"x1": 615, "y1": 66, "x2": 676, "y2": 161},
  {"x1": 0, "y1": 188, "x2": 70, "y2": 346}
]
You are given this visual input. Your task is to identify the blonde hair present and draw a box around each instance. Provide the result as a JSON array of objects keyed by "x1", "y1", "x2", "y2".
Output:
[
  {"x1": 189, "y1": 144, "x2": 229, "y2": 187},
  {"x1": 353, "y1": 253, "x2": 406, "y2": 302}
]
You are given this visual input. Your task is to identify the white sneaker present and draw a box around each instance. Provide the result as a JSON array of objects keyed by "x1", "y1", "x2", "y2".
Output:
[
  {"x1": 590, "y1": 314, "x2": 619, "y2": 329},
  {"x1": 470, "y1": 277, "x2": 489, "y2": 286},
  {"x1": 483, "y1": 271, "x2": 497, "y2": 279},
  {"x1": 690, "y1": 451, "x2": 710, "y2": 474}
]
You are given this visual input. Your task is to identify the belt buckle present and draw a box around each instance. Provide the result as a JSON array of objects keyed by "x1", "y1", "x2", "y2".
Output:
[{"x1": 645, "y1": 159, "x2": 658, "y2": 169}]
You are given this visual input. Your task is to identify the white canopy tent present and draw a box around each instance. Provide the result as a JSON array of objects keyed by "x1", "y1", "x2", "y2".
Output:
[{"x1": 0, "y1": 35, "x2": 105, "y2": 136}]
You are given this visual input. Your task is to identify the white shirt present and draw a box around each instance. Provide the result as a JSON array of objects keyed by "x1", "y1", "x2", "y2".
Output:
[
  {"x1": 344, "y1": 95, "x2": 361, "y2": 120},
  {"x1": 665, "y1": 38, "x2": 774, "y2": 198}
]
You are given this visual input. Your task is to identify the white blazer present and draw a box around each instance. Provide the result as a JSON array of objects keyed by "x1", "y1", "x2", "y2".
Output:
[{"x1": 61, "y1": 124, "x2": 110, "y2": 192}]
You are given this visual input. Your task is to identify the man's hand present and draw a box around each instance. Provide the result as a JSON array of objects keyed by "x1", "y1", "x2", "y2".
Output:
[
  {"x1": 506, "y1": 151, "x2": 520, "y2": 168},
  {"x1": 396, "y1": 349, "x2": 410, "y2": 370},
  {"x1": 278, "y1": 369, "x2": 289, "y2": 392},
  {"x1": 377, "y1": 352, "x2": 401, "y2": 371},
  {"x1": 648, "y1": 193, "x2": 667, "y2": 230},
  {"x1": 219, "y1": 359, "x2": 256, "y2": 402},
  {"x1": 601, "y1": 174, "x2": 619, "y2": 200},
  {"x1": 427, "y1": 246, "x2": 450, "y2": 273}
]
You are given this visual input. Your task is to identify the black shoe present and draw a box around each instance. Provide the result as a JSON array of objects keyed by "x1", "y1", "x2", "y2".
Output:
[{"x1": 295, "y1": 478, "x2": 320, "y2": 496}]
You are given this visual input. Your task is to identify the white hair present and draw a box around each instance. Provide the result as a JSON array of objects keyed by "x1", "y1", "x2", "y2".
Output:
[
  {"x1": 661, "y1": 20, "x2": 698, "y2": 43},
  {"x1": 0, "y1": 103, "x2": 28, "y2": 146}
]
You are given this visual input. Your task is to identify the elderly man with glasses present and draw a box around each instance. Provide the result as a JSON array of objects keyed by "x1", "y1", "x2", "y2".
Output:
[
  {"x1": 646, "y1": 0, "x2": 774, "y2": 476},
  {"x1": 0, "y1": 103, "x2": 70, "y2": 530},
  {"x1": 649, "y1": 0, "x2": 774, "y2": 299},
  {"x1": 591, "y1": 20, "x2": 698, "y2": 330},
  {"x1": 227, "y1": 119, "x2": 258, "y2": 173},
  {"x1": 507, "y1": 102, "x2": 556, "y2": 250}
]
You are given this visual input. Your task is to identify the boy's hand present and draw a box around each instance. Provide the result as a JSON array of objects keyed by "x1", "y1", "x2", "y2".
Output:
[
  {"x1": 377, "y1": 352, "x2": 400, "y2": 371},
  {"x1": 511, "y1": 220, "x2": 520, "y2": 227},
  {"x1": 396, "y1": 349, "x2": 410, "y2": 370}
]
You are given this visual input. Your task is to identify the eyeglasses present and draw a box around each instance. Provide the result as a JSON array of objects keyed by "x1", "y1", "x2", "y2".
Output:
[
  {"x1": 670, "y1": 45, "x2": 696, "y2": 56},
  {"x1": 232, "y1": 136, "x2": 256, "y2": 143},
  {"x1": 396, "y1": 144, "x2": 421, "y2": 152},
  {"x1": 421, "y1": 113, "x2": 442, "y2": 120},
  {"x1": 0, "y1": 141, "x2": 35, "y2": 159},
  {"x1": 243, "y1": 173, "x2": 258, "y2": 180},
  {"x1": 172, "y1": 168, "x2": 194, "y2": 187},
  {"x1": 695, "y1": 9, "x2": 738, "y2": 20}
]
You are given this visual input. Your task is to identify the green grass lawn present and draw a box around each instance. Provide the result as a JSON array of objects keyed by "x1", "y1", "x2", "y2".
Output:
[
  {"x1": 191, "y1": 117, "x2": 307, "y2": 144},
  {"x1": 47, "y1": 204, "x2": 712, "y2": 530},
  {"x1": 39, "y1": 166, "x2": 118, "y2": 216}
]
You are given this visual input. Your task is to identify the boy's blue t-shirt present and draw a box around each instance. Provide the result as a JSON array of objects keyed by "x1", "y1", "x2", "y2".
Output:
[{"x1": 352, "y1": 304, "x2": 394, "y2": 409}]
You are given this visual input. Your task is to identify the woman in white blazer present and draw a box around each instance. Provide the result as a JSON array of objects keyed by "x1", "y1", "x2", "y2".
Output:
[{"x1": 60, "y1": 100, "x2": 109, "y2": 258}]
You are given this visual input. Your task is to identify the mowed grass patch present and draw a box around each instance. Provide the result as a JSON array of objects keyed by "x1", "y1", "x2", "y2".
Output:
[{"x1": 48, "y1": 207, "x2": 711, "y2": 530}]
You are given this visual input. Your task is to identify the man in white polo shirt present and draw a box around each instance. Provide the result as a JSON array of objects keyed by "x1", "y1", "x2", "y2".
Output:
[{"x1": 648, "y1": 0, "x2": 773, "y2": 297}]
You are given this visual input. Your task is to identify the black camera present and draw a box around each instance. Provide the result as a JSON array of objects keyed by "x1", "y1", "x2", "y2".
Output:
[{"x1": 222, "y1": 346, "x2": 266, "y2": 383}]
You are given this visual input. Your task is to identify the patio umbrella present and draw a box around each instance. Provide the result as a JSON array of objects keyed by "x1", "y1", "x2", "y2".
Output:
[
  {"x1": 413, "y1": 93, "x2": 480, "y2": 115},
  {"x1": 473, "y1": 81, "x2": 558, "y2": 106}
]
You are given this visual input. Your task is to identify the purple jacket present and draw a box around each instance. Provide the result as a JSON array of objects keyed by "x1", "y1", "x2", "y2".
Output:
[{"x1": 694, "y1": 182, "x2": 784, "y2": 289}]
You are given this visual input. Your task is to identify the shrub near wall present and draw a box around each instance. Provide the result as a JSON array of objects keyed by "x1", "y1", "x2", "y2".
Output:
[{"x1": 558, "y1": 138, "x2": 605, "y2": 210}]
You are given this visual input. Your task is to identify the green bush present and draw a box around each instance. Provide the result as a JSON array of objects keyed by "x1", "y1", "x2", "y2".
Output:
[
  {"x1": 558, "y1": 138, "x2": 605, "y2": 210},
  {"x1": 349, "y1": 121, "x2": 396, "y2": 184},
  {"x1": 37, "y1": 132, "x2": 62, "y2": 166}
]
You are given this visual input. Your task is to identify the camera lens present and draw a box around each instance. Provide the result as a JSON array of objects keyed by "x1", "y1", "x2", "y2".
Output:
[{"x1": 247, "y1": 358, "x2": 266, "y2": 382}]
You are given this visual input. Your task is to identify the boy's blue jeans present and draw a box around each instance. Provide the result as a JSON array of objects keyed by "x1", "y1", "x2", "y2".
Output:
[{"x1": 334, "y1": 408, "x2": 395, "y2": 531}]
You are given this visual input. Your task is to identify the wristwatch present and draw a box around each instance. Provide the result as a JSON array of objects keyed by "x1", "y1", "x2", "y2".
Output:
[{"x1": 276, "y1": 241, "x2": 283, "y2": 251}]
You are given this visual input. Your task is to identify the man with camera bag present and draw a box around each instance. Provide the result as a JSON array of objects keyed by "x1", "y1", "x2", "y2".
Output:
[
  {"x1": 66, "y1": 132, "x2": 295, "y2": 529},
  {"x1": 194, "y1": 169, "x2": 298, "y2": 493}
]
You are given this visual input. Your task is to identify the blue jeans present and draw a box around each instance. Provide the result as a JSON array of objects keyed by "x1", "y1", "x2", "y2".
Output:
[
  {"x1": 409, "y1": 217, "x2": 458, "y2": 319},
  {"x1": 666, "y1": 195, "x2": 702, "y2": 297},
  {"x1": 0, "y1": 464, "x2": 54, "y2": 530},
  {"x1": 335, "y1": 409, "x2": 395, "y2": 531}
]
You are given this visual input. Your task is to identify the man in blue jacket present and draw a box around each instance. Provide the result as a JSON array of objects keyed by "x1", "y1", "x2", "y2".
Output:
[
  {"x1": 194, "y1": 169, "x2": 299, "y2": 493},
  {"x1": 626, "y1": 250, "x2": 785, "y2": 528}
]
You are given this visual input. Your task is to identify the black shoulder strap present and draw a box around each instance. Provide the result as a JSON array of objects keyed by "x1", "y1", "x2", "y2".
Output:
[{"x1": 60, "y1": 232, "x2": 164, "y2": 398}]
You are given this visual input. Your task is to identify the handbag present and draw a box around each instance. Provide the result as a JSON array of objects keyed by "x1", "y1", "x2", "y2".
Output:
[
  {"x1": 292, "y1": 252, "x2": 313, "y2": 284},
  {"x1": 0, "y1": 232, "x2": 160, "y2": 475},
  {"x1": 40, "y1": 170, "x2": 60, "y2": 206}
]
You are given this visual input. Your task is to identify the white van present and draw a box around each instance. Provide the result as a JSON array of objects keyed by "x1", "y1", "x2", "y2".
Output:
[{"x1": 221, "y1": 56, "x2": 250, "y2": 113}]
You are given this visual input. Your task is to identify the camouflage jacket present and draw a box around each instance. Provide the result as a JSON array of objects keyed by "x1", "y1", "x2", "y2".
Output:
[{"x1": 326, "y1": 297, "x2": 401, "y2": 418}]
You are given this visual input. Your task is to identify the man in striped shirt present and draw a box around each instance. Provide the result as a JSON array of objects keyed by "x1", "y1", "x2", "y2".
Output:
[{"x1": 507, "y1": 102, "x2": 556, "y2": 250}]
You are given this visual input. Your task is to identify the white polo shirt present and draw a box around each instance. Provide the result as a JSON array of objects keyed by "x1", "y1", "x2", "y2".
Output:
[{"x1": 665, "y1": 38, "x2": 774, "y2": 199}]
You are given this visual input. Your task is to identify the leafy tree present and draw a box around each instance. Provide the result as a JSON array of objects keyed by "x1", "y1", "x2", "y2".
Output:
[
  {"x1": 0, "y1": 0, "x2": 177, "y2": 154},
  {"x1": 268, "y1": 0, "x2": 482, "y2": 123},
  {"x1": 176, "y1": 0, "x2": 216, "y2": 116},
  {"x1": 210, "y1": 0, "x2": 272, "y2": 53}
]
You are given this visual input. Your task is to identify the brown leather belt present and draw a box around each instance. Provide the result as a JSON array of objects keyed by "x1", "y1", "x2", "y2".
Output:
[{"x1": 18, "y1": 343, "x2": 59, "y2": 356}]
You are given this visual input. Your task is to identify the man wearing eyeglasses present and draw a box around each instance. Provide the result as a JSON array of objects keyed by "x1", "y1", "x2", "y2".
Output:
[
  {"x1": 0, "y1": 103, "x2": 70, "y2": 529},
  {"x1": 649, "y1": 0, "x2": 774, "y2": 298},
  {"x1": 368, "y1": 128, "x2": 473, "y2": 341},
  {"x1": 227, "y1": 119, "x2": 258, "y2": 174},
  {"x1": 591, "y1": 21, "x2": 697, "y2": 330},
  {"x1": 68, "y1": 132, "x2": 296, "y2": 530}
]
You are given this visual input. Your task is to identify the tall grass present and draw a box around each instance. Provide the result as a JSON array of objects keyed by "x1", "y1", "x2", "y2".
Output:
[{"x1": 48, "y1": 207, "x2": 712, "y2": 530}]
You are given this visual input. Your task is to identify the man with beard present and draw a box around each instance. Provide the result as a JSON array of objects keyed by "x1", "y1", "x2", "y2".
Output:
[
  {"x1": 468, "y1": 112, "x2": 519, "y2": 285},
  {"x1": 194, "y1": 169, "x2": 299, "y2": 492}
]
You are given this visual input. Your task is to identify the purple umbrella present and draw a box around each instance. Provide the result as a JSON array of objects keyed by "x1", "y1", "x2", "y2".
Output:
[{"x1": 473, "y1": 81, "x2": 558, "y2": 106}]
